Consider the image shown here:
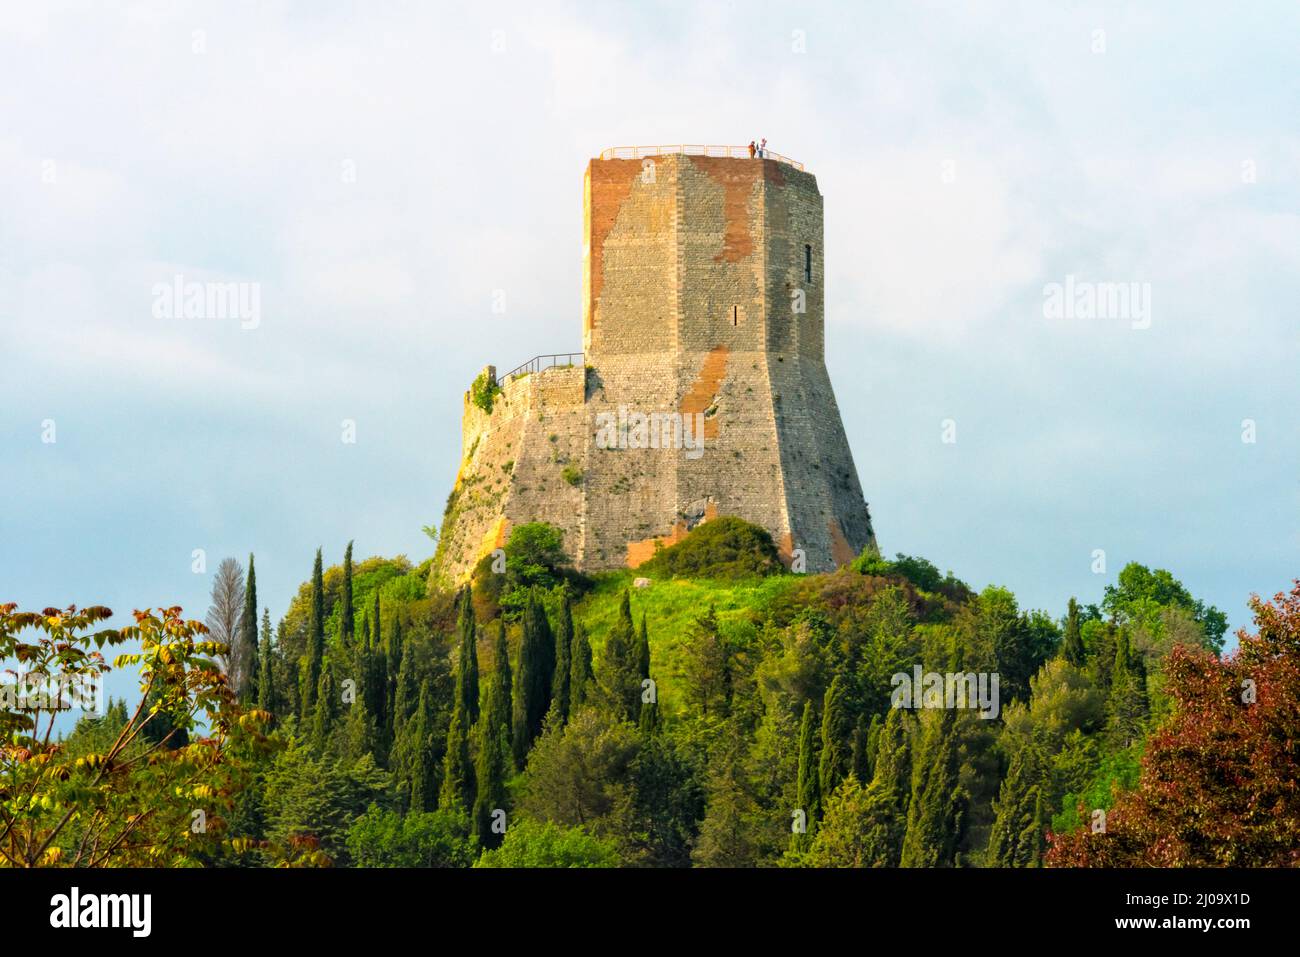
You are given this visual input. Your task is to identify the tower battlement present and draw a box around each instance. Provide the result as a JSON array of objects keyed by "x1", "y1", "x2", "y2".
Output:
[{"x1": 431, "y1": 150, "x2": 875, "y2": 582}]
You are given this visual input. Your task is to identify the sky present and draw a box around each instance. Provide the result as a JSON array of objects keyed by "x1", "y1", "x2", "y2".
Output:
[{"x1": 2, "y1": 1, "x2": 1297, "y2": 711}]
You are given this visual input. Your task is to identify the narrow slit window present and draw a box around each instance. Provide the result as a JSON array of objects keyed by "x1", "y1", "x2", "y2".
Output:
[
  {"x1": 804, "y1": 244, "x2": 812, "y2": 282},
  {"x1": 732, "y1": 305, "x2": 738, "y2": 326}
]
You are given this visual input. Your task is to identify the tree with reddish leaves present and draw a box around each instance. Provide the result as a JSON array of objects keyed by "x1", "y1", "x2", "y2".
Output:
[{"x1": 1046, "y1": 581, "x2": 1300, "y2": 867}]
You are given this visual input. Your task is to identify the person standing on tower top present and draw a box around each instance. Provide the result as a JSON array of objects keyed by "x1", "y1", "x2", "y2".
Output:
[
  {"x1": 748, "y1": 140, "x2": 756, "y2": 158},
  {"x1": 760, "y1": 137, "x2": 767, "y2": 158}
]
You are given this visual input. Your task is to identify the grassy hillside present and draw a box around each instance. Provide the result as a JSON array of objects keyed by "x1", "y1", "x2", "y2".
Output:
[{"x1": 573, "y1": 570, "x2": 800, "y2": 713}]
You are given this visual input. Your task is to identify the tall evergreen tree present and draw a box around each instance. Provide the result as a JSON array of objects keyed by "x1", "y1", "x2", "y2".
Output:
[
  {"x1": 490, "y1": 619, "x2": 512, "y2": 742},
  {"x1": 569, "y1": 622, "x2": 593, "y2": 712},
  {"x1": 1088, "y1": 621, "x2": 1119, "y2": 694},
  {"x1": 1105, "y1": 630, "x2": 1149, "y2": 749},
  {"x1": 1060, "y1": 596, "x2": 1086, "y2": 666},
  {"x1": 343, "y1": 686, "x2": 379, "y2": 763},
  {"x1": 302, "y1": 548, "x2": 325, "y2": 717},
  {"x1": 341, "y1": 540, "x2": 355, "y2": 644},
  {"x1": 392, "y1": 643, "x2": 418, "y2": 742},
  {"x1": 849, "y1": 717, "x2": 870, "y2": 783},
  {"x1": 865, "y1": 707, "x2": 912, "y2": 865},
  {"x1": 512, "y1": 591, "x2": 554, "y2": 765},
  {"x1": 386, "y1": 615, "x2": 404, "y2": 733},
  {"x1": 810, "y1": 707, "x2": 913, "y2": 866},
  {"x1": 368, "y1": 591, "x2": 388, "y2": 744},
  {"x1": 440, "y1": 697, "x2": 474, "y2": 813},
  {"x1": 638, "y1": 686, "x2": 659, "y2": 735},
  {"x1": 795, "y1": 700, "x2": 821, "y2": 849},
  {"x1": 311, "y1": 664, "x2": 336, "y2": 754},
  {"x1": 552, "y1": 592, "x2": 574, "y2": 723},
  {"x1": 988, "y1": 733, "x2": 1049, "y2": 867},
  {"x1": 635, "y1": 613, "x2": 651, "y2": 683},
  {"x1": 900, "y1": 709, "x2": 967, "y2": 867},
  {"x1": 399, "y1": 681, "x2": 437, "y2": 812},
  {"x1": 637, "y1": 613, "x2": 658, "y2": 732},
  {"x1": 473, "y1": 680, "x2": 510, "y2": 850},
  {"x1": 818, "y1": 674, "x2": 853, "y2": 799},
  {"x1": 279, "y1": 619, "x2": 298, "y2": 718},
  {"x1": 236, "y1": 553, "x2": 259, "y2": 704},
  {"x1": 455, "y1": 588, "x2": 480, "y2": 724},
  {"x1": 635, "y1": 613, "x2": 652, "y2": 724},
  {"x1": 599, "y1": 590, "x2": 640, "y2": 722},
  {"x1": 257, "y1": 607, "x2": 275, "y2": 714},
  {"x1": 681, "y1": 606, "x2": 730, "y2": 718}
]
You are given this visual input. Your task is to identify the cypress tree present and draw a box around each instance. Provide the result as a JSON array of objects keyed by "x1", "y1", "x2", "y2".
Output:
[
  {"x1": 569, "y1": 622, "x2": 593, "y2": 712},
  {"x1": 387, "y1": 615, "x2": 404, "y2": 732},
  {"x1": 257, "y1": 607, "x2": 274, "y2": 714},
  {"x1": 866, "y1": 712, "x2": 884, "y2": 772},
  {"x1": 1089, "y1": 621, "x2": 1119, "y2": 694},
  {"x1": 1106, "y1": 630, "x2": 1149, "y2": 749},
  {"x1": 402, "y1": 681, "x2": 437, "y2": 812},
  {"x1": 900, "y1": 709, "x2": 967, "y2": 867},
  {"x1": 600, "y1": 590, "x2": 640, "y2": 722},
  {"x1": 368, "y1": 591, "x2": 388, "y2": 745},
  {"x1": 635, "y1": 613, "x2": 652, "y2": 720},
  {"x1": 311, "y1": 664, "x2": 336, "y2": 754},
  {"x1": 1060, "y1": 597, "x2": 1085, "y2": 666},
  {"x1": 490, "y1": 619, "x2": 512, "y2": 741},
  {"x1": 440, "y1": 697, "x2": 474, "y2": 813},
  {"x1": 636, "y1": 613, "x2": 656, "y2": 731},
  {"x1": 392, "y1": 643, "x2": 418, "y2": 741},
  {"x1": 473, "y1": 680, "x2": 510, "y2": 850},
  {"x1": 638, "y1": 687, "x2": 658, "y2": 735},
  {"x1": 341, "y1": 540, "x2": 355, "y2": 645},
  {"x1": 513, "y1": 591, "x2": 553, "y2": 765},
  {"x1": 988, "y1": 734, "x2": 1049, "y2": 866},
  {"x1": 302, "y1": 548, "x2": 325, "y2": 717},
  {"x1": 455, "y1": 588, "x2": 480, "y2": 724},
  {"x1": 849, "y1": 716, "x2": 869, "y2": 783},
  {"x1": 236, "y1": 553, "x2": 259, "y2": 704},
  {"x1": 818, "y1": 674, "x2": 853, "y2": 799},
  {"x1": 343, "y1": 685, "x2": 379, "y2": 763},
  {"x1": 795, "y1": 700, "x2": 821, "y2": 848},
  {"x1": 857, "y1": 706, "x2": 912, "y2": 866},
  {"x1": 280, "y1": 619, "x2": 298, "y2": 718},
  {"x1": 636, "y1": 613, "x2": 651, "y2": 683},
  {"x1": 552, "y1": 592, "x2": 574, "y2": 723}
]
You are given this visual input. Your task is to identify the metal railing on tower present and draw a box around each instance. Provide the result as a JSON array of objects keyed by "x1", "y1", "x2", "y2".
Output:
[{"x1": 599, "y1": 144, "x2": 804, "y2": 170}]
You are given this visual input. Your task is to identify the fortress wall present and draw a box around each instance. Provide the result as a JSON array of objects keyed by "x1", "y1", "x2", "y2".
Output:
[
  {"x1": 433, "y1": 366, "x2": 586, "y2": 583},
  {"x1": 767, "y1": 354, "x2": 872, "y2": 570},
  {"x1": 580, "y1": 354, "x2": 683, "y2": 569},
  {"x1": 502, "y1": 366, "x2": 588, "y2": 568},
  {"x1": 432, "y1": 368, "x2": 529, "y2": 584}
]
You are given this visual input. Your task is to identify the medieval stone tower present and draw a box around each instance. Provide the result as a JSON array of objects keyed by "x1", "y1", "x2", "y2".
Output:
[{"x1": 431, "y1": 147, "x2": 876, "y2": 583}]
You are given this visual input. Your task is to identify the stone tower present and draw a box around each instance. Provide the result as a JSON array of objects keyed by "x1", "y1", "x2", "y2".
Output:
[{"x1": 431, "y1": 148, "x2": 876, "y2": 583}]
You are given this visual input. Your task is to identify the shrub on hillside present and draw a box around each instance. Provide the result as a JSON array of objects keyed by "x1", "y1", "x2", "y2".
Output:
[
  {"x1": 471, "y1": 521, "x2": 590, "y2": 619},
  {"x1": 636, "y1": 516, "x2": 783, "y2": 580},
  {"x1": 851, "y1": 549, "x2": 971, "y2": 602}
]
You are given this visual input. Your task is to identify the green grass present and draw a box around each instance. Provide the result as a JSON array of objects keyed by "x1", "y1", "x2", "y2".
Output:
[{"x1": 571, "y1": 569, "x2": 801, "y2": 714}]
